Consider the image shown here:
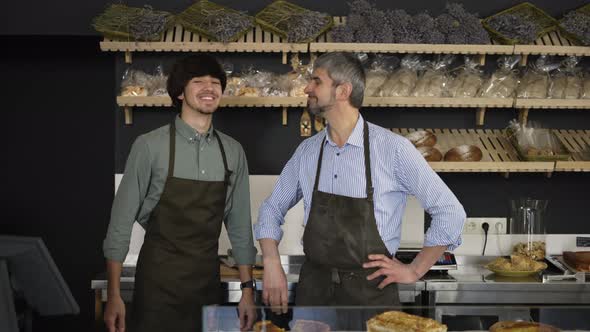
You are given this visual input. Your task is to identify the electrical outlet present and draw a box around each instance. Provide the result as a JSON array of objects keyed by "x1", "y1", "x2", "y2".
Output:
[{"x1": 463, "y1": 218, "x2": 507, "y2": 235}]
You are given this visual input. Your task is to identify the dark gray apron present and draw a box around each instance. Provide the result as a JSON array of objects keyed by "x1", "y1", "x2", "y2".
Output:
[
  {"x1": 130, "y1": 121, "x2": 231, "y2": 332},
  {"x1": 295, "y1": 120, "x2": 400, "y2": 329}
]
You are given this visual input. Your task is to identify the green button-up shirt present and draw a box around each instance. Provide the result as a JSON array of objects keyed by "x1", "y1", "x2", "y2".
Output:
[{"x1": 103, "y1": 115, "x2": 256, "y2": 265}]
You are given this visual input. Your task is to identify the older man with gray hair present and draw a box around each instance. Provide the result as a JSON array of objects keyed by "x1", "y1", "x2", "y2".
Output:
[{"x1": 255, "y1": 52, "x2": 465, "y2": 311}]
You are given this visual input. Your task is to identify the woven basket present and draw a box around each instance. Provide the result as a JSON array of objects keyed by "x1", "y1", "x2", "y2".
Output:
[
  {"x1": 482, "y1": 2, "x2": 558, "y2": 45},
  {"x1": 177, "y1": 0, "x2": 254, "y2": 42},
  {"x1": 92, "y1": 4, "x2": 175, "y2": 41},
  {"x1": 255, "y1": 0, "x2": 334, "y2": 43},
  {"x1": 558, "y1": 3, "x2": 590, "y2": 46}
]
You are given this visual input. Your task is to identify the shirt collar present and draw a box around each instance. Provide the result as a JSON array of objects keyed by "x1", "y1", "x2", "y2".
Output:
[
  {"x1": 175, "y1": 115, "x2": 214, "y2": 143},
  {"x1": 324, "y1": 114, "x2": 365, "y2": 148}
]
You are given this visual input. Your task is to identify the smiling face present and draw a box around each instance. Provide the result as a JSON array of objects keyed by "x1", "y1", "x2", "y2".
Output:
[
  {"x1": 304, "y1": 68, "x2": 338, "y2": 115},
  {"x1": 178, "y1": 75, "x2": 223, "y2": 115}
]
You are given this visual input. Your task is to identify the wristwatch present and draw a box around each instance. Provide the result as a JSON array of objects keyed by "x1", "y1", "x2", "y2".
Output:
[{"x1": 240, "y1": 280, "x2": 256, "y2": 290}]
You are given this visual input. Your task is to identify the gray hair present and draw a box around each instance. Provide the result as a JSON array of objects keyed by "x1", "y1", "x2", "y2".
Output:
[{"x1": 313, "y1": 52, "x2": 366, "y2": 108}]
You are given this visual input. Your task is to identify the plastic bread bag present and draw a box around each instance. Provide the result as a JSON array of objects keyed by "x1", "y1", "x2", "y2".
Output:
[
  {"x1": 447, "y1": 56, "x2": 484, "y2": 98},
  {"x1": 507, "y1": 119, "x2": 562, "y2": 157},
  {"x1": 147, "y1": 64, "x2": 169, "y2": 96},
  {"x1": 480, "y1": 55, "x2": 521, "y2": 98},
  {"x1": 288, "y1": 54, "x2": 312, "y2": 97},
  {"x1": 583, "y1": 71, "x2": 590, "y2": 99},
  {"x1": 378, "y1": 55, "x2": 422, "y2": 97},
  {"x1": 549, "y1": 56, "x2": 583, "y2": 99},
  {"x1": 364, "y1": 54, "x2": 399, "y2": 97},
  {"x1": 412, "y1": 54, "x2": 455, "y2": 97},
  {"x1": 516, "y1": 56, "x2": 559, "y2": 99},
  {"x1": 262, "y1": 74, "x2": 290, "y2": 97},
  {"x1": 120, "y1": 67, "x2": 150, "y2": 96}
]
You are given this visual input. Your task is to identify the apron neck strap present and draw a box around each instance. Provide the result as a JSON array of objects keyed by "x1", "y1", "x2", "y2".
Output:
[
  {"x1": 313, "y1": 120, "x2": 374, "y2": 200},
  {"x1": 168, "y1": 121, "x2": 177, "y2": 178},
  {"x1": 213, "y1": 131, "x2": 232, "y2": 183}
]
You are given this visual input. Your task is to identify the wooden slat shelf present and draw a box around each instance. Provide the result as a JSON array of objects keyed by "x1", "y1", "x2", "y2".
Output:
[
  {"x1": 515, "y1": 99, "x2": 590, "y2": 110},
  {"x1": 116, "y1": 96, "x2": 308, "y2": 107},
  {"x1": 100, "y1": 24, "x2": 307, "y2": 54},
  {"x1": 363, "y1": 97, "x2": 513, "y2": 108},
  {"x1": 392, "y1": 128, "x2": 555, "y2": 173},
  {"x1": 554, "y1": 130, "x2": 590, "y2": 172},
  {"x1": 514, "y1": 31, "x2": 590, "y2": 57},
  {"x1": 117, "y1": 96, "x2": 515, "y2": 108}
]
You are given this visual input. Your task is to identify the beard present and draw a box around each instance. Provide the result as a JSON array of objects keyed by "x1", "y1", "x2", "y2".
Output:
[{"x1": 307, "y1": 91, "x2": 336, "y2": 115}]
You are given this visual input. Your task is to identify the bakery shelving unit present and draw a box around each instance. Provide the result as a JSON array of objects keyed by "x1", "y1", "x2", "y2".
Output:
[
  {"x1": 102, "y1": 15, "x2": 590, "y2": 173},
  {"x1": 392, "y1": 128, "x2": 555, "y2": 176}
]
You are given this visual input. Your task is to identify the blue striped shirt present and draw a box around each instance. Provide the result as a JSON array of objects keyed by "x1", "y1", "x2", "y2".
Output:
[{"x1": 254, "y1": 114, "x2": 466, "y2": 254}]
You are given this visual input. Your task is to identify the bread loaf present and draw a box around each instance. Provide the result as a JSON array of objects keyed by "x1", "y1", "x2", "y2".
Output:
[
  {"x1": 444, "y1": 145, "x2": 483, "y2": 162},
  {"x1": 417, "y1": 146, "x2": 443, "y2": 162},
  {"x1": 405, "y1": 130, "x2": 437, "y2": 147},
  {"x1": 489, "y1": 321, "x2": 560, "y2": 332},
  {"x1": 366, "y1": 311, "x2": 447, "y2": 332}
]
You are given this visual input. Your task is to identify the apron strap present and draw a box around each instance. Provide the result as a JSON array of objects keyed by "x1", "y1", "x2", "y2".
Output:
[
  {"x1": 313, "y1": 119, "x2": 373, "y2": 201},
  {"x1": 363, "y1": 121, "x2": 373, "y2": 201},
  {"x1": 213, "y1": 130, "x2": 232, "y2": 183},
  {"x1": 168, "y1": 120, "x2": 176, "y2": 179}
]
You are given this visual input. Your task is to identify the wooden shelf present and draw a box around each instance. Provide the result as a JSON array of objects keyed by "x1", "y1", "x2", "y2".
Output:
[
  {"x1": 392, "y1": 128, "x2": 555, "y2": 174},
  {"x1": 116, "y1": 96, "x2": 307, "y2": 108},
  {"x1": 515, "y1": 98, "x2": 590, "y2": 110},
  {"x1": 363, "y1": 97, "x2": 513, "y2": 108},
  {"x1": 514, "y1": 31, "x2": 590, "y2": 57},
  {"x1": 554, "y1": 130, "x2": 590, "y2": 172}
]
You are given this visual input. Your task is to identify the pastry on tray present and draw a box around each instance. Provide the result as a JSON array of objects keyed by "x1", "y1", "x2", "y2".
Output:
[
  {"x1": 366, "y1": 310, "x2": 447, "y2": 332},
  {"x1": 489, "y1": 320, "x2": 560, "y2": 332}
]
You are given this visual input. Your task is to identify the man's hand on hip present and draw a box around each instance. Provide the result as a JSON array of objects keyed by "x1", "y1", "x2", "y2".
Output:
[{"x1": 363, "y1": 254, "x2": 420, "y2": 288}]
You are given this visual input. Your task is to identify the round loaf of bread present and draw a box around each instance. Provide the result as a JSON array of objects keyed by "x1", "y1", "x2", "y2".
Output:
[
  {"x1": 417, "y1": 146, "x2": 443, "y2": 162},
  {"x1": 490, "y1": 321, "x2": 560, "y2": 332},
  {"x1": 444, "y1": 145, "x2": 483, "y2": 162},
  {"x1": 405, "y1": 130, "x2": 437, "y2": 147}
]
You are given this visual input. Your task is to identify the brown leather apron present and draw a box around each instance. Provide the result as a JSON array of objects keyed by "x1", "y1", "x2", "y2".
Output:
[
  {"x1": 130, "y1": 120, "x2": 231, "y2": 332},
  {"x1": 295, "y1": 120, "x2": 399, "y2": 329}
]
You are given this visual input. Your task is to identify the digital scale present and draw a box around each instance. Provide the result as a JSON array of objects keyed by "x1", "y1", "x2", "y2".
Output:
[{"x1": 395, "y1": 249, "x2": 458, "y2": 270}]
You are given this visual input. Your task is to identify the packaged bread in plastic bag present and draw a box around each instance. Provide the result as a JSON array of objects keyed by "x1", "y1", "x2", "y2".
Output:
[
  {"x1": 480, "y1": 55, "x2": 521, "y2": 98},
  {"x1": 287, "y1": 54, "x2": 313, "y2": 97},
  {"x1": 583, "y1": 72, "x2": 590, "y2": 99},
  {"x1": 364, "y1": 55, "x2": 399, "y2": 97},
  {"x1": 412, "y1": 54, "x2": 455, "y2": 97},
  {"x1": 517, "y1": 56, "x2": 559, "y2": 99},
  {"x1": 378, "y1": 55, "x2": 421, "y2": 97},
  {"x1": 447, "y1": 56, "x2": 484, "y2": 98},
  {"x1": 549, "y1": 56, "x2": 583, "y2": 99},
  {"x1": 120, "y1": 67, "x2": 150, "y2": 96},
  {"x1": 147, "y1": 64, "x2": 168, "y2": 96}
]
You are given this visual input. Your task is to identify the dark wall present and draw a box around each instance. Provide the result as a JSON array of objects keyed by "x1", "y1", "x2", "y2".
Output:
[{"x1": 1, "y1": 1, "x2": 589, "y2": 331}]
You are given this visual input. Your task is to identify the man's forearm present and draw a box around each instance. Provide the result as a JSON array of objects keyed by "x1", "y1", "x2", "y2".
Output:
[
  {"x1": 106, "y1": 259, "x2": 123, "y2": 297},
  {"x1": 259, "y1": 238, "x2": 281, "y2": 264},
  {"x1": 409, "y1": 245, "x2": 447, "y2": 278}
]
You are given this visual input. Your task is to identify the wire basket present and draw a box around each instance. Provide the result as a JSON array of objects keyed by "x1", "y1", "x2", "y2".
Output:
[
  {"x1": 255, "y1": 0, "x2": 334, "y2": 43},
  {"x1": 482, "y1": 2, "x2": 558, "y2": 45},
  {"x1": 558, "y1": 3, "x2": 590, "y2": 46},
  {"x1": 92, "y1": 4, "x2": 175, "y2": 41},
  {"x1": 176, "y1": 0, "x2": 254, "y2": 42}
]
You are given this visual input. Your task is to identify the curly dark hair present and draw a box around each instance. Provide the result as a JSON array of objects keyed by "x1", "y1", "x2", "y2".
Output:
[{"x1": 167, "y1": 54, "x2": 227, "y2": 109}]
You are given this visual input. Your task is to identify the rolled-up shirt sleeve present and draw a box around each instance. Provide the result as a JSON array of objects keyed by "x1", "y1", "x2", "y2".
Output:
[
  {"x1": 103, "y1": 136, "x2": 151, "y2": 262},
  {"x1": 254, "y1": 144, "x2": 305, "y2": 242},
  {"x1": 395, "y1": 138, "x2": 466, "y2": 250}
]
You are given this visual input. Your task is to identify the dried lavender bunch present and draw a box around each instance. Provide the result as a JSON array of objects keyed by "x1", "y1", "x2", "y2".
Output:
[
  {"x1": 286, "y1": 11, "x2": 331, "y2": 42},
  {"x1": 487, "y1": 13, "x2": 541, "y2": 44},
  {"x1": 206, "y1": 10, "x2": 254, "y2": 43},
  {"x1": 386, "y1": 9, "x2": 418, "y2": 43},
  {"x1": 560, "y1": 11, "x2": 590, "y2": 46},
  {"x1": 442, "y1": 3, "x2": 489, "y2": 44},
  {"x1": 129, "y1": 5, "x2": 171, "y2": 41},
  {"x1": 331, "y1": 24, "x2": 355, "y2": 42},
  {"x1": 412, "y1": 12, "x2": 445, "y2": 44}
]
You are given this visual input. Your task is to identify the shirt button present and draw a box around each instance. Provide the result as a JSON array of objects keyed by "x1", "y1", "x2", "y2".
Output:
[
  {"x1": 334, "y1": 175, "x2": 338, "y2": 179},
  {"x1": 336, "y1": 153, "x2": 340, "y2": 156},
  {"x1": 201, "y1": 170, "x2": 205, "y2": 174}
]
